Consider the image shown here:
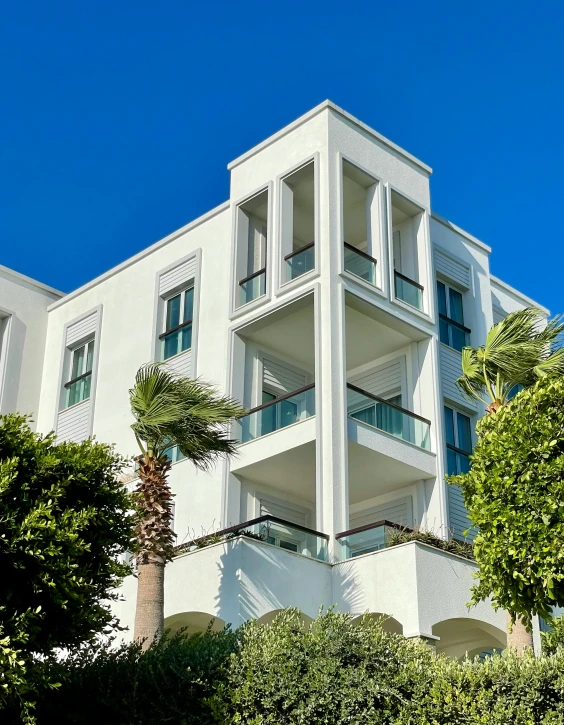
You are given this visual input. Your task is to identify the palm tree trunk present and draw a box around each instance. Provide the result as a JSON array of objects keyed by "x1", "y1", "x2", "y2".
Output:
[
  {"x1": 506, "y1": 611, "x2": 534, "y2": 654},
  {"x1": 134, "y1": 558, "x2": 165, "y2": 648}
]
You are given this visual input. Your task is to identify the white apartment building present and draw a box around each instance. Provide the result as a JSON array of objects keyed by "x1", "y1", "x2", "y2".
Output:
[{"x1": 2, "y1": 101, "x2": 549, "y2": 657}]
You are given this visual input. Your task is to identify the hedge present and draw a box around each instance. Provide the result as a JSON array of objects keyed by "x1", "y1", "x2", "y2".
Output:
[{"x1": 4, "y1": 609, "x2": 564, "y2": 724}]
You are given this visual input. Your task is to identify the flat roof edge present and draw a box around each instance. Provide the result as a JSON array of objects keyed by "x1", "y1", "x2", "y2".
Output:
[
  {"x1": 490, "y1": 275, "x2": 550, "y2": 316},
  {"x1": 0, "y1": 263, "x2": 64, "y2": 298},
  {"x1": 227, "y1": 100, "x2": 433, "y2": 175},
  {"x1": 431, "y1": 213, "x2": 492, "y2": 254},
  {"x1": 48, "y1": 201, "x2": 230, "y2": 311}
]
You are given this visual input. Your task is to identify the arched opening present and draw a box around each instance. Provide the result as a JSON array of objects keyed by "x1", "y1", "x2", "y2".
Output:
[
  {"x1": 256, "y1": 609, "x2": 314, "y2": 626},
  {"x1": 432, "y1": 617, "x2": 506, "y2": 660},
  {"x1": 164, "y1": 611, "x2": 226, "y2": 637},
  {"x1": 352, "y1": 612, "x2": 403, "y2": 635}
]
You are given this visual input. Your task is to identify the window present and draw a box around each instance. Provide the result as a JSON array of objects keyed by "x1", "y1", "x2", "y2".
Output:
[
  {"x1": 437, "y1": 281, "x2": 470, "y2": 352},
  {"x1": 160, "y1": 287, "x2": 194, "y2": 360},
  {"x1": 351, "y1": 393, "x2": 403, "y2": 437},
  {"x1": 164, "y1": 444, "x2": 185, "y2": 464},
  {"x1": 236, "y1": 190, "x2": 268, "y2": 307},
  {"x1": 444, "y1": 406, "x2": 472, "y2": 475},
  {"x1": 261, "y1": 389, "x2": 299, "y2": 435},
  {"x1": 65, "y1": 340, "x2": 94, "y2": 408},
  {"x1": 281, "y1": 161, "x2": 316, "y2": 282}
]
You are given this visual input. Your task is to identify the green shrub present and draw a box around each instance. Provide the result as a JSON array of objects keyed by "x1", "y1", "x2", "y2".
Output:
[
  {"x1": 7, "y1": 610, "x2": 564, "y2": 724},
  {"x1": 6, "y1": 628, "x2": 237, "y2": 725},
  {"x1": 386, "y1": 528, "x2": 475, "y2": 560},
  {"x1": 542, "y1": 614, "x2": 564, "y2": 655}
]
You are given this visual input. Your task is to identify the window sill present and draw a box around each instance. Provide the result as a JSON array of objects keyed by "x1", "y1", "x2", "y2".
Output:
[{"x1": 341, "y1": 270, "x2": 386, "y2": 299}]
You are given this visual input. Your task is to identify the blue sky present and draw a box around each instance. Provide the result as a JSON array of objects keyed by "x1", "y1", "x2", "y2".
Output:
[{"x1": 1, "y1": 1, "x2": 562, "y2": 313}]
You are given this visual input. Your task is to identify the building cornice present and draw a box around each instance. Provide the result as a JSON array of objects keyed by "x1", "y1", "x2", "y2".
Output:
[
  {"x1": 227, "y1": 100, "x2": 433, "y2": 175},
  {"x1": 490, "y1": 274, "x2": 550, "y2": 315},
  {"x1": 431, "y1": 213, "x2": 492, "y2": 254},
  {"x1": 0, "y1": 263, "x2": 64, "y2": 298},
  {"x1": 47, "y1": 201, "x2": 230, "y2": 311}
]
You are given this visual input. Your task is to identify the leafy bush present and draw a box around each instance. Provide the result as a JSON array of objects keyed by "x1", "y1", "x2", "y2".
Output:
[
  {"x1": 7, "y1": 610, "x2": 564, "y2": 724},
  {"x1": 386, "y1": 528, "x2": 475, "y2": 560},
  {"x1": 450, "y1": 376, "x2": 564, "y2": 624},
  {"x1": 542, "y1": 614, "x2": 564, "y2": 655},
  {"x1": 4, "y1": 628, "x2": 237, "y2": 725}
]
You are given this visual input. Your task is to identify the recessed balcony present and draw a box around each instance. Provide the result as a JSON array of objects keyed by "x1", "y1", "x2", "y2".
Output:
[
  {"x1": 394, "y1": 270, "x2": 424, "y2": 311},
  {"x1": 343, "y1": 243, "x2": 377, "y2": 286},
  {"x1": 235, "y1": 384, "x2": 315, "y2": 443}
]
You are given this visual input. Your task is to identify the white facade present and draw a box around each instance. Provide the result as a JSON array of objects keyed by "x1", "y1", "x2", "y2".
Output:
[{"x1": 3, "y1": 101, "x2": 549, "y2": 657}]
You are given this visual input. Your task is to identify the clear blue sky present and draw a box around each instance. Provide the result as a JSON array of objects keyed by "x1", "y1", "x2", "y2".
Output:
[{"x1": 1, "y1": 1, "x2": 562, "y2": 313}]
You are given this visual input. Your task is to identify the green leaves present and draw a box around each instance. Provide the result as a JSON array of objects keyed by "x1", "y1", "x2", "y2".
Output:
[
  {"x1": 0, "y1": 414, "x2": 135, "y2": 720},
  {"x1": 129, "y1": 363, "x2": 246, "y2": 468},
  {"x1": 456, "y1": 307, "x2": 564, "y2": 407},
  {"x1": 449, "y1": 377, "x2": 564, "y2": 625}
]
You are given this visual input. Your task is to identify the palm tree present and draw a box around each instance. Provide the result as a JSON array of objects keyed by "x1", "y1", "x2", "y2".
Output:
[
  {"x1": 457, "y1": 307, "x2": 564, "y2": 413},
  {"x1": 456, "y1": 306, "x2": 564, "y2": 653},
  {"x1": 129, "y1": 363, "x2": 245, "y2": 647}
]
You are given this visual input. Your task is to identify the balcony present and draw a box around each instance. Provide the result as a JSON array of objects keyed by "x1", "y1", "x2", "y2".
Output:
[
  {"x1": 336, "y1": 519, "x2": 403, "y2": 560},
  {"x1": 177, "y1": 515, "x2": 329, "y2": 563},
  {"x1": 235, "y1": 384, "x2": 315, "y2": 443},
  {"x1": 239, "y1": 268, "x2": 266, "y2": 306},
  {"x1": 347, "y1": 383, "x2": 430, "y2": 450},
  {"x1": 343, "y1": 243, "x2": 377, "y2": 286},
  {"x1": 285, "y1": 243, "x2": 315, "y2": 281},
  {"x1": 394, "y1": 270, "x2": 423, "y2": 311}
]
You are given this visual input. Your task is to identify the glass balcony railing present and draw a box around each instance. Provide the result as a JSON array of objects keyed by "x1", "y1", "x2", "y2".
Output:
[
  {"x1": 236, "y1": 384, "x2": 315, "y2": 443},
  {"x1": 238, "y1": 268, "x2": 266, "y2": 306},
  {"x1": 178, "y1": 515, "x2": 329, "y2": 563},
  {"x1": 285, "y1": 242, "x2": 315, "y2": 281},
  {"x1": 347, "y1": 383, "x2": 431, "y2": 450},
  {"x1": 335, "y1": 520, "x2": 404, "y2": 561},
  {"x1": 343, "y1": 243, "x2": 377, "y2": 285},
  {"x1": 394, "y1": 270, "x2": 423, "y2": 311}
]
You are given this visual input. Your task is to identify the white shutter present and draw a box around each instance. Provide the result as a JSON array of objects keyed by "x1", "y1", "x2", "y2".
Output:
[
  {"x1": 164, "y1": 349, "x2": 192, "y2": 378},
  {"x1": 66, "y1": 312, "x2": 97, "y2": 347},
  {"x1": 435, "y1": 248, "x2": 471, "y2": 289},
  {"x1": 56, "y1": 400, "x2": 90, "y2": 443},
  {"x1": 159, "y1": 257, "x2": 197, "y2": 296},
  {"x1": 439, "y1": 345, "x2": 476, "y2": 410},
  {"x1": 262, "y1": 357, "x2": 307, "y2": 394},
  {"x1": 448, "y1": 484, "x2": 476, "y2": 541},
  {"x1": 350, "y1": 496, "x2": 413, "y2": 528},
  {"x1": 260, "y1": 498, "x2": 308, "y2": 527},
  {"x1": 492, "y1": 306, "x2": 505, "y2": 325},
  {"x1": 350, "y1": 359, "x2": 402, "y2": 398}
]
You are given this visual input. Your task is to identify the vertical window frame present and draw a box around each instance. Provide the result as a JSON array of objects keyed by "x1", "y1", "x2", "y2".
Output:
[
  {"x1": 444, "y1": 405, "x2": 473, "y2": 476},
  {"x1": 160, "y1": 285, "x2": 194, "y2": 361},
  {"x1": 64, "y1": 338, "x2": 95, "y2": 408},
  {"x1": 437, "y1": 280, "x2": 471, "y2": 352}
]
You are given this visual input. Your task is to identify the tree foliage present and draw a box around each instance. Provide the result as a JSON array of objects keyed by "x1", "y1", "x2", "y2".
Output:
[
  {"x1": 457, "y1": 307, "x2": 564, "y2": 412},
  {"x1": 449, "y1": 377, "x2": 564, "y2": 625},
  {"x1": 10, "y1": 610, "x2": 564, "y2": 725},
  {"x1": 0, "y1": 414, "x2": 135, "y2": 717},
  {"x1": 541, "y1": 614, "x2": 564, "y2": 655}
]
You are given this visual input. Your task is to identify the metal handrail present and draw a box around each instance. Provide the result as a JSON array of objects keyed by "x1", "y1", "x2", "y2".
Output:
[
  {"x1": 238, "y1": 267, "x2": 267, "y2": 286},
  {"x1": 64, "y1": 370, "x2": 92, "y2": 389},
  {"x1": 394, "y1": 269, "x2": 424, "y2": 291},
  {"x1": 242, "y1": 383, "x2": 315, "y2": 416},
  {"x1": 343, "y1": 242, "x2": 378, "y2": 265},
  {"x1": 158, "y1": 318, "x2": 193, "y2": 340},
  {"x1": 284, "y1": 241, "x2": 315, "y2": 262},
  {"x1": 347, "y1": 383, "x2": 431, "y2": 425},
  {"x1": 336, "y1": 519, "x2": 412, "y2": 540},
  {"x1": 439, "y1": 313, "x2": 471, "y2": 334},
  {"x1": 446, "y1": 442, "x2": 472, "y2": 457},
  {"x1": 175, "y1": 514, "x2": 330, "y2": 553}
]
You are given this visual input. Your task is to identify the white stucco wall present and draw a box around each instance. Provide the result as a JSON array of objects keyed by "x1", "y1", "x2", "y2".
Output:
[{"x1": 0, "y1": 265, "x2": 62, "y2": 425}]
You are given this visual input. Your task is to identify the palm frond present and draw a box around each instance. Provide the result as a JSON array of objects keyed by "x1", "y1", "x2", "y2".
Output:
[{"x1": 130, "y1": 363, "x2": 246, "y2": 467}]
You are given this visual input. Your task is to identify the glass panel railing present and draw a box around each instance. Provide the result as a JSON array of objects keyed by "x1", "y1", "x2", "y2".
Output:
[
  {"x1": 347, "y1": 384, "x2": 431, "y2": 450},
  {"x1": 178, "y1": 515, "x2": 328, "y2": 563},
  {"x1": 394, "y1": 270, "x2": 423, "y2": 310},
  {"x1": 285, "y1": 243, "x2": 315, "y2": 281},
  {"x1": 244, "y1": 517, "x2": 328, "y2": 562},
  {"x1": 343, "y1": 243, "x2": 377, "y2": 285},
  {"x1": 335, "y1": 522, "x2": 399, "y2": 561},
  {"x1": 239, "y1": 269, "x2": 266, "y2": 306},
  {"x1": 236, "y1": 384, "x2": 315, "y2": 443}
]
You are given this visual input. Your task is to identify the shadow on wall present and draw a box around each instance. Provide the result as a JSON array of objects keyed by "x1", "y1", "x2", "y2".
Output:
[{"x1": 164, "y1": 611, "x2": 226, "y2": 637}]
